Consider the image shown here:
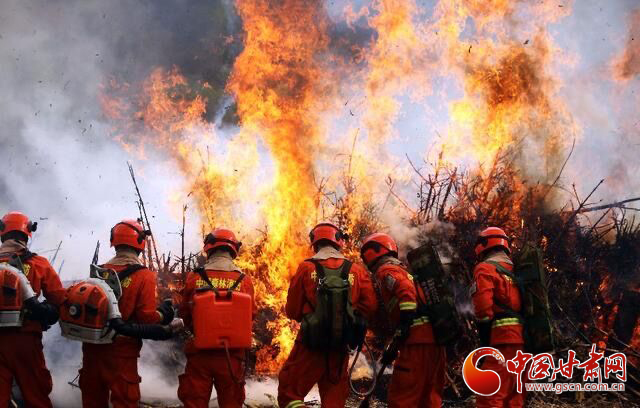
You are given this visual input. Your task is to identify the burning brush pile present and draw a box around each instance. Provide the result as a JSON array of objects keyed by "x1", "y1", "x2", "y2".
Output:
[
  {"x1": 94, "y1": 0, "x2": 640, "y2": 406},
  {"x1": 132, "y1": 149, "x2": 640, "y2": 407},
  {"x1": 403, "y1": 153, "x2": 640, "y2": 407}
]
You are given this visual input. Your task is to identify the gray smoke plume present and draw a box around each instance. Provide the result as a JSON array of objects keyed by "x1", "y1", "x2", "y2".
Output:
[
  {"x1": 3, "y1": 0, "x2": 640, "y2": 405},
  {"x1": 0, "y1": 0, "x2": 242, "y2": 277},
  {"x1": 1, "y1": 1, "x2": 242, "y2": 405}
]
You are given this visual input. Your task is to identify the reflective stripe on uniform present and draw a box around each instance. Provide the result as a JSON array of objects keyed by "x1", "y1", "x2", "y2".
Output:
[
  {"x1": 477, "y1": 316, "x2": 491, "y2": 322},
  {"x1": 411, "y1": 316, "x2": 430, "y2": 327},
  {"x1": 398, "y1": 301, "x2": 417, "y2": 311},
  {"x1": 492, "y1": 317, "x2": 522, "y2": 328},
  {"x1": 285, "y1": 400, "x2": 305, "y2": 408}
]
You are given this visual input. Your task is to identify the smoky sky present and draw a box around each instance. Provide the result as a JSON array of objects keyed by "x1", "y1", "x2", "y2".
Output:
[
  {"x1": 0, "y1": 0, "x2": 376, "y2": 270},
  {"x1": 1, "y1": 0, "x2": 638, "y2": 273},
  {"x1": 1, "y1": 1, "x2": 639, "y2": 403},
  {"x1": 0, "y1": 0, "x2": 243, "y2": 272}
]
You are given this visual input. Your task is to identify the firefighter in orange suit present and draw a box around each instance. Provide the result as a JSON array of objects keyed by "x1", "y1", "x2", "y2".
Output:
[
  {"x1": 361, "y1": 233, "x2": 445, "y2": 408},
  {"x1": 278, "y1": 223, "x2": 377, "y2": 408},
  {"x1": 79, "y1": 220, "x2": 174, "y2": 408},
  {"x1": 178, "y1": 228, "x2": 256, "y2": 408},
  {"x1": 471, "y1": 227, "x2": 525, "y2": 408},
  {"x1": 0, "y1": 212, "x2": 65, "y2": 408}
]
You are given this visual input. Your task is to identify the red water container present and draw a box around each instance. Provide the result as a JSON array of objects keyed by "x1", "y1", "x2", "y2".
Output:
[
  {"x1": 0, "y1": 266, "x2": 23, "y2": 327},
  {"x1": 192, "y1": 289, "x2": 252, "y2": 350}
]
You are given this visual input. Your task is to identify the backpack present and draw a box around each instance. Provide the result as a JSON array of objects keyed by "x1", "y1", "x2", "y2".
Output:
[
  {"x1": 407, "y1": 243, "x2": 464, "y2": 345},
  {"x1": 59, "y1": 264, "x2": 144, "y2": 344},
  {"x1": 0, "y1": 254, "x2": 37, "y2": 327},
  {"x1": 192, "y1": 268, "x2": 253, "y2": 350},
  {"x1": 300, "y1": 259, "x2": 365, "y2": 351},
  {"x1": 487, "y1": 244, "x2": 555, "y2": 354}
]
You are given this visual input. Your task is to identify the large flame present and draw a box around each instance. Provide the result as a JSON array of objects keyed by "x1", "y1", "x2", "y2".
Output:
[
  {"x1": 98, "y1": 0, "x2": 588, "y2": 374},
  {"x1": 432, "y1": 0, "x2": 577, "y2": 178},
  {"x1": 359, "y1": 0, "x2": 430, "y2": 145},
  {"x1": 226, "y1": 0, "x2": 338, "y2": 372}
]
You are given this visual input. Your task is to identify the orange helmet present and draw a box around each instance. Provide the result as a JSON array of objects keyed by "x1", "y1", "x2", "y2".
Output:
[
  {"x1": 0, "y1": 212, "x2": 37, "y2": 238},
  {"x1": 203, "y1": 228, "x2": 242, "y2": 258},
  {"x1": 110, "y1": 220, "x2": 150, "y2": 251},
  {"x1": 360, "y1": 233, "x2": 398, "y2": 266},
  {"x1": 475, "y1": 227, "x2": 510, "y2": 257},
  {"x1": 309, "y1": 222, "x2": 346, "y2": 249}
]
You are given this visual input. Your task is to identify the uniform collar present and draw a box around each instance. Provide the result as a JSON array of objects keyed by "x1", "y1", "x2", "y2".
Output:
[
  {"x1": 310, "y1": 246, "x2": 345, "y2": 260},
  {"x1": 204, "y1": 251, "x2": 241, "y2": 272},
  {"x1": 106, "y1": 250, "x2": 142, "y2": 266},
  {"x1": 371, "y1": 255, "x2": 403, "y2": 272},
  {"x1": 0, "y1": 239, "x2": 28, "y2": 256},
  {"x1": 485, "y1": 251, "x2": 513, "y2": 265}
]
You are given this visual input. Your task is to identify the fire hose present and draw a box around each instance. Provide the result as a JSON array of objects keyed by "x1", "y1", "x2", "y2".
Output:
[
  {"x1": 348, "y1": 340, "x2": 378, "y2": 399},
  {"x1": 109, "y1": 317, "x2": 174, "y2": 340},
  {"x1": 356, "y1": 333, "x2": 404, "y2": 408},
  {"x1": 223, "y1": 342, "x2": 247, "y2": 385}
]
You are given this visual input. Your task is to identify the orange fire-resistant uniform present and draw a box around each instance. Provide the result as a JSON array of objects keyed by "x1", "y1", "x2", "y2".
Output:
[
  {"x1": 79, "y1": 259, "x2": 161, "y2": 408},
  {"x1": 372, "y1": 257, "x2": 446, "y2": 408},
  {"x1": 471, "y1": 252, "x2": 525, "y2": 408},
  {"x1": 278, "y1": 251, "x2": 377, "y2": 408},
  {"x1": 0, "y1": 241, "x2": 65, "y2": 408},
  {"x1": 177, "y1": 256, "x2": 256, "y2": 408}
]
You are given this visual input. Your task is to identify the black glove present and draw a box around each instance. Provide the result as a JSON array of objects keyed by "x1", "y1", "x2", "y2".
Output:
[
  {"x1": 348, "y1": 312, "x2": 367, "y2": 350},
  {"x1": 381, "y1": 345, "x2": 399, "y2": 366},
  {"x1": 24, "y1": 298, "x2": 59, "y2": 329},
  {"x1": 156, "y1": 299, "x2": 175, "y2": 325},
  {"x1": 381, "y1": 311, "x2": 413, "y2": 365},
  {"x1": 478, "y1": 321, "x2": 492, "y2": 347},
  {"x1": 396, "y1": 310, "x2": 414, "y2": 343}
]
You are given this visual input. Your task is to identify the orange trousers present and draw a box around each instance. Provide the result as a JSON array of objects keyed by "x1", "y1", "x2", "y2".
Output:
[
  {"x1": 79, "y1": 349, "x2": 141, "y2": 408},
  {"x1": 0, "y1": 331, "x2": 53, "y2": 408},
  {"x1": 178, "y1": 350, "x2": 246, "y2": 408},
  {"x1": 476, "y1": 344, "x2": 525, "y2": 408},
  {"x1": 388, "y1": 343, "x2": 446, "y2": 408},
  {"x1": 277, "y1": 342, "x2": 350, "y2": 408}
]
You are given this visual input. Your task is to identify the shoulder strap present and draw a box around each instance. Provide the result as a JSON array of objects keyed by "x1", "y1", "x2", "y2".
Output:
[
  {"x1": 196, "y1": 267, "x2": 220, "y2": 296},
  {"x1": 7, "y1": 253, "x2": 26, "y2": 272},
  {"x1": 117, "y1": 264, "x2": 146, "y2": 282},
  {"x1": 484, "y1": 261, "x2": 516, "y2": 279},
  {"x1": 20, "y1": 250, "x2": 36, "y2": 262},
  {"x1": 307, "y1": 259, "x2": 352, "y2": 281},
  {"x1": 307, "y1": 259, "x2": 325, "y2": 281},
  {"x1": 340, "y1": 260, "x2": 352, "y2": 280},
  {"x1": 225, "y1": 271, "x2": 246, "y2": 299},
  {"x1": 0, "y1": 250, "x2": 36, "y2": 264},
  {"x1": 483, "y1": 262, "x2": 522, "y2": 317},
  {"x1": 371, "y1": 272, "x2": 394, "y2": 338},
  {"x1": 228, "y1": 272, "x2": 245, "y2": 292}
]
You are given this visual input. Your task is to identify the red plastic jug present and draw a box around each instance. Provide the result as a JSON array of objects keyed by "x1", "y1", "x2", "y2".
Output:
[{"x1": 192, "y1": 289, "x2": 252, "y2": 350}]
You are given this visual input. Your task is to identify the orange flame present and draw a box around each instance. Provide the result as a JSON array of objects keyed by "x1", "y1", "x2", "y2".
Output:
[
  {"x1": 612, "y1": 9, "x2": 640, "y2": 82},
  {"x1": 432, "y1": 0, "x2": 577, "y2": 179},
  {"x1": 361, "y1": 0, "x2": 429, "y2": 145},
  {"x1": 97, "y1": 0, "x2": 590, "y2": 374},
  {"x1": 225, "y1": 0, "x2": 339, "y2": 372}
]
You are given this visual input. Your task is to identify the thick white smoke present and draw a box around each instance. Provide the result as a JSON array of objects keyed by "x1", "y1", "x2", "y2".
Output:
[{"x1": 2, "y1": 0, "x2": 639, "y2": 406}]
